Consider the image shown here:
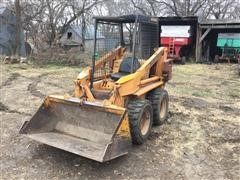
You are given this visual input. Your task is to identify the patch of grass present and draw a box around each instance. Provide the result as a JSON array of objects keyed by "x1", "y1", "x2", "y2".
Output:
[
  {"x1": 169, "y1": 84, "x2": 216, "y2": 98},
  {"x1": 173, "y1": 64, "x2": 206, "y2": 76},
  {"x1": 2, "y1": 63, "x2": 83, "y2": 79},
  {"x1": 4, "y1": 62, "x2": 84, "y2": 69},
  {"x1": 191, "y1": 89, "x2": 215, "y2": 98},
  {"x1": 227, "y1": 88, "x2": 240, "y2": 98},
  {"x1": 37, "y1": 63, "x2": 82, "y2": 70},
  {"x1": 168, "y1": 64, "x2": 240, "y2": 100}
]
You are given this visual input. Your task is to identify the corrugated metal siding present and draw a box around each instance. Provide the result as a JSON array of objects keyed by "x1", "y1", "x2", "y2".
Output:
[
  {"x1": 60, "y1": 25, "x2": 105, "y2": 47},
  {"x1": 218, "y1": 33, "x2": 240, "y2": 39}
]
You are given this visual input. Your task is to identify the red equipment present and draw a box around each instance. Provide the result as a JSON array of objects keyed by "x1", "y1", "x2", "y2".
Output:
[
  {"x1": 160, "y1": 26, "x2": 193, "y2": 64},
  {"x1": 161, "y1": 37, "x2": 192, "y2": 59}
]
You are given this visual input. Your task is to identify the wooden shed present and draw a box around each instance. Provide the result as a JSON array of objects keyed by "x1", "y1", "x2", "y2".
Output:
[
  {"x1": 59, "y1": 25, "x2": 105, "y2": 51},
  {"x1": 196, "y1": 19, "x2": 240, "y2": 62}
]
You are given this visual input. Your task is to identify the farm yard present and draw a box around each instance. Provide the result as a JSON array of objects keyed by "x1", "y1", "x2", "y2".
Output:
[{"x1": 1, "y1": 62, "x2": 239, "y2": 179}]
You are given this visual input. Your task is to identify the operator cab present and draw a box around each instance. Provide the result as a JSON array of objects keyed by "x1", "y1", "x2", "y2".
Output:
[
  {"x1": 90, "y1": 14, "x2": 159, "y2": 95},
  {"x1": 110, "y1": 57, "x2": 141, "y2": 81}
]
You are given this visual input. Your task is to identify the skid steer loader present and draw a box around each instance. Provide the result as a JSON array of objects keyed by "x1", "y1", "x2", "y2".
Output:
[{"x1": 20, "y1": 15, "x2": 172, "y2": 162}]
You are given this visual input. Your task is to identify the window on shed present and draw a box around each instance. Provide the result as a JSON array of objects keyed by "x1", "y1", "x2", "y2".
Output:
[{"x1": 67, "y1": 32, "x2": 73, "y2": 39}]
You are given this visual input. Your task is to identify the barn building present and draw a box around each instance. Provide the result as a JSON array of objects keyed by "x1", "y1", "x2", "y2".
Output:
[{"x1": 59, "y1": 25, "x2": 106, "y2": 51}]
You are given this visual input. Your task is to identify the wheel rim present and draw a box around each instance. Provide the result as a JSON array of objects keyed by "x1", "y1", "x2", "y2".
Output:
[
  {"x1": 140, "y1": 110, "x2": 151, "y2": 136},
  {"x1": 160, "y1": 97, "x2": 167, "y2": 119}
]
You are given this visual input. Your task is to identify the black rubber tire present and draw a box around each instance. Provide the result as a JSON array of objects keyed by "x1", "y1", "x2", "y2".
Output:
[
  {"x1": 214, "y1": 55, "x2": 219, "y2": 63},
  {"x1": 181, "y1": 56, "x2": 186, "y2": 65},
  {"x1": 147, "y1": 88, "x2": 169, "y2": 126},
  {"x1": 127, "y1": 99, "x2": 153, "y2": 145}
]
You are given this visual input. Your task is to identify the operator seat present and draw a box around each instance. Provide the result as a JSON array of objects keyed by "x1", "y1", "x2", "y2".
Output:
[{"x1": 110, "y1": 57, "x2": 141, "y2": 81}]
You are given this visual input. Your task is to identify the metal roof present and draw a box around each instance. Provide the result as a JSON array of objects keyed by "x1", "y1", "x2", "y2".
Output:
[
  {"x1": 158, "y1": 16, "x2": 198, "y2": 25},
  {"x1": 93, "y1": 14, "x2": 158, "y2": 24},
  {"x1": 200, "y1": 19, "x2": 240, "y2": 29},
  {"x1": 218, "y1": 33, "x2": 240, "y2": 39},
  {"x1": 68, "y1": 25, "x2": 104, "y2": 40},
  {"x1": 200, "y1": 19, "x2": 240, "y2": 24}
]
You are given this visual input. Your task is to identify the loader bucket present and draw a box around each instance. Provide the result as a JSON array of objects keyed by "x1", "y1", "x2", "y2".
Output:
[{"x1": 20, "y1": 95, "x2": 131, "y2": 162}]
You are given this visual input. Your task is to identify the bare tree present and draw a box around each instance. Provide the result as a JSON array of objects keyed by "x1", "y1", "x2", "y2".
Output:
[
  {"x1": 103, "y1": 0, "x2": 137, "y2": 16},
  {"x1": 60, "y1": 0, "x2": 101, "y2": 35},
  {"x1": 130, "y1": 0, "x2": 166, "y2": 16},
  {"x1": 207, "y1": 0, "x2": 238, "y2": 19},
  {"x1": 160, "y1": 0, "x2": 209, "y2": 16},
  {"x1": 231, "y1": 2, "x2": 240, "y2": 19},
  {"x1": 45, "y1": 0, "x2": 70, "y2": 47},
  {"x1": 20, "y1": 0, "x2": 46, "y2": 48},
  {"x1": 103, "y1": 0, "x2": 138, "y2": 51}
]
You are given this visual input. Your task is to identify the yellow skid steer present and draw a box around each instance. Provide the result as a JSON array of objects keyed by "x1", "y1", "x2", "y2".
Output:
[{"x1": 20, "y1": 15, "x2": 172, "y2": 162}]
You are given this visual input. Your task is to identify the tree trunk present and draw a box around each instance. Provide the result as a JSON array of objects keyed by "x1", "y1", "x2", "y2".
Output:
[
  {"x1": 15, "y1": 0, "x2": 21, "y2": 58},
  {"x1": 81, "y1": 14, "x2": 86, "y2": 52}
]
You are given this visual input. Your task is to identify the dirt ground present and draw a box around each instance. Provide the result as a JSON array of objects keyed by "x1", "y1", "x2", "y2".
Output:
[{"x1": 1, "y1": 63, "x2": 240, "y2": 180}]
